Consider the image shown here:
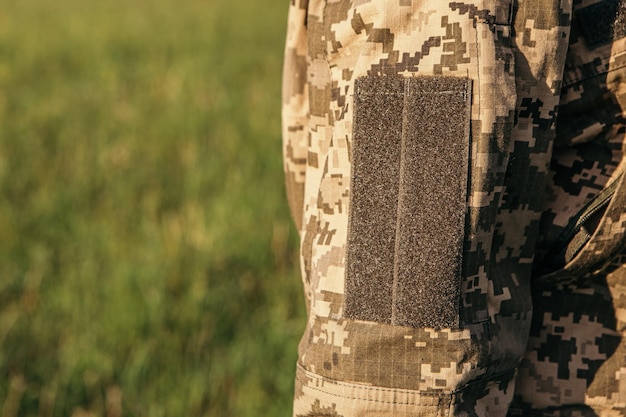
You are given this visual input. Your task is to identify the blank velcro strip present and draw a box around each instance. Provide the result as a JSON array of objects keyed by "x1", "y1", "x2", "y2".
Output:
[
  {"x1": 345, "y1": 75, "x2": 471, "y2": 329},
  {"x1": 344, "y1": 76, "x2": 404, "y2": 324},
  {"x1": 394, "y1": 77, "x2": 470, "y2": 328}
]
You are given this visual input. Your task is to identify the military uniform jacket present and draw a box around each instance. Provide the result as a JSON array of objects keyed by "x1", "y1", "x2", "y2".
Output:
[{"x1": 282, "y1": 0, "x2": 626, "y2": 414}]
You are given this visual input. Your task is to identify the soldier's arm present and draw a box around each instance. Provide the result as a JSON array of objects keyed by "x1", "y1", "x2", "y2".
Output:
[{"x1": 282, "y1": 0, "x2": 309, "y2": 231}]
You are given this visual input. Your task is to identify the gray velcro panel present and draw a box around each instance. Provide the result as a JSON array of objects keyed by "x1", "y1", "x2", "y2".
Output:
[
  {"x1": 394, "y1": 77, "x2": 471, "y2": 329},
  {"x1": 345, "y1": 76, "x2": 405, "y2": 324},
  {"x1": 345, "y1": 75, "x2": 471, "y2": 329}
]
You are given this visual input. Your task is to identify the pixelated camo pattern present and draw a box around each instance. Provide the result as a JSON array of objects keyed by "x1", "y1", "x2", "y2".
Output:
[{"x1": 281, "y1": 0, "x2": 626, "y2": 414}]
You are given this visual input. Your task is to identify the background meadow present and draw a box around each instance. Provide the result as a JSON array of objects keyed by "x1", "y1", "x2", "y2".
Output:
[{"x1": 0, "y1": 0, "x2": 305, "y2": 415}]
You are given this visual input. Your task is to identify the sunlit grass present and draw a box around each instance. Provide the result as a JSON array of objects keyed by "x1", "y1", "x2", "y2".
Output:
[{"x1": 0, "y1": 0, "x2": 303, "y2": 415}]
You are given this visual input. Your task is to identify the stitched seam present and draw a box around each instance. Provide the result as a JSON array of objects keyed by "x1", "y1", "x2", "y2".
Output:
[
  {"x1": 298, "y1": 366, "x2": 453, "y2": 406},
  {"x1": 298, "y1": 363, "x2": 516, "y2": 396},
  {"x1": 300, "y1": 383, "x2": 450, "y2": 406},
  {"x1": 477, "y1": 20, "x2": 511, "y2": 25},
  {"x1": 391, "y1": 80, "x2": 409, "y2": 325},
  {"x1": 562, "y1": 58, "x2": 626, "y2": 88},
  {"x1": 299, "y1": 364, "x2": 447, "y2": 396}
]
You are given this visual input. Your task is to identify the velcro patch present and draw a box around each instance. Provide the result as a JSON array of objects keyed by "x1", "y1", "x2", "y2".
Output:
[{"x1": 345, "y1": 75, "x2": 471, "y2": 329}]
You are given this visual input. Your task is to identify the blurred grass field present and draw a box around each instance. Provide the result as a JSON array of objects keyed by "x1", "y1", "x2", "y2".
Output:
[{"x1": 0, "y1": 0, "x2": 305, "y2": 415}]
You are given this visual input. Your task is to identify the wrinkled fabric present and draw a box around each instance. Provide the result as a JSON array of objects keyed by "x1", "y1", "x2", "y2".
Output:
[{"x1": 282, "y1": 0, "x2": 626, "y2": 415}]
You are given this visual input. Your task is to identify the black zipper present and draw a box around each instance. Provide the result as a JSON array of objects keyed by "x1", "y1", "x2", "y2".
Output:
[{"x1": 536, "y1": 173, "x2": 623, "y2": 276}]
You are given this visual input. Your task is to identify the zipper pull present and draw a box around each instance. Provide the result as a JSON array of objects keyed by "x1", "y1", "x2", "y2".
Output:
[{"x1": 536, "y1": 172, "x2": 623, "y2": 277}]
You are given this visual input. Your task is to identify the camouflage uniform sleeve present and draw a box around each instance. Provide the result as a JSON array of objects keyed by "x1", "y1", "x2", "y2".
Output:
[
  {"x1": 283, "y1": 0, "x2": 626, "y2": 415},
  {"x1": 509, "y1": 1, "x2": 626, "y2": 415},
  {"x1": 282, "y1": 0, "x2": 309, "y2": 232}
]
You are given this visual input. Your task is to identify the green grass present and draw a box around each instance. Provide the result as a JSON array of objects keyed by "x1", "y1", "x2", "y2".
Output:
[{"x1": 0, "y1": 0, "x2": 304, "y2": 415}]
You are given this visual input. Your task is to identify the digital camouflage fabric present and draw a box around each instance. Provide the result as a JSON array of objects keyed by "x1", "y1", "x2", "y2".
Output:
[{"x1": 281, "y1": 0, "x2": 626, "y2": 414}]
